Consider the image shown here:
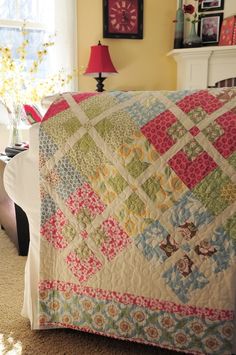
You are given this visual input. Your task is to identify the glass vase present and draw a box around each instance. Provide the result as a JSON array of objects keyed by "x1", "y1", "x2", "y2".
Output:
[
  {"x1": 8, "y1": 105, "x2": 25, "y2": 147},
  {"x1": 174, "y1": 0, "x2": 184, "y2": 49},
  {"x1": 184, "y1": 22, "x2": 202, "y2": 48}
]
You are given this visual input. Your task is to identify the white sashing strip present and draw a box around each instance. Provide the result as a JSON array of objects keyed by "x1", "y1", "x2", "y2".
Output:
[
  {"x1": 154, "y1": 92, "x2": 194, "y2": 130},
  {"x1": 196, "y1": 133, "x2": 236, "y2": 183},
  {"x1": 198, "y1": 97, "x2": 236, "y2": 131}
]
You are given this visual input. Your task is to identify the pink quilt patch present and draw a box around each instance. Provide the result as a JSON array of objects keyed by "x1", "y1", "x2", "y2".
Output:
[
  {"x1": 169, "y1": 151, "x2": 218, "y2": 189},
  {"x1": 100, "y1": 217, "x2": 131, "y2": 261},
  {"x1": 40, "y1": 210, "x2": 68, "y2": 249},
  {"x1": 177, "y1": 91, "x2": 223, "y2": 114},
  {"x1": 42, "y1": 99, "x2": 70, "y2": 121},
  {"x1": 189, "y1": 126, "x2": 200, "y2": 137},
  {"x1": 72, "y1": 92, "x2": 98, "y2": 104},
  {"x1": 66, "y1": 249, "x2": 102, "y2": 282},
  {"x1": 141, "y1": 110, "x2": 177, "y2": 155},
  {"x1": 214, "y1": 111, "x2": 236, "y2": 158},
  {"x1": 66, "y1": 182, "x2": 106, "y2": 217}
]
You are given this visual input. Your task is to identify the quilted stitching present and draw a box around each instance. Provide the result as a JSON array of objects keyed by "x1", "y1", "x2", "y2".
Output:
[{"x1": 38, "y1": 90, "x2": 236, "y2": 355}]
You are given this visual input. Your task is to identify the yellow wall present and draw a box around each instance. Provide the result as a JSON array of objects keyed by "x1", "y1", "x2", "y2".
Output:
[{"x1": 77, "y1": 0, "x2": 177, "y2": 91}]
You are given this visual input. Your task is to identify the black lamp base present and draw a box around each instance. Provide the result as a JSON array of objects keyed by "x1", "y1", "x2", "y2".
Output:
[{"x1": 95, "y1": 74, "x2": 106, "y2": 92}]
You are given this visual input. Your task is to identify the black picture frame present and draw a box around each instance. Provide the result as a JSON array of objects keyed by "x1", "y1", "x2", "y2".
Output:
[
  {"x1": 198, "y1": 0, "x2": 224, "y2": 13},
  {"x1": 103, "y1": 0, "x2": 143, "y2": 39},
  {"x1": 198, "y1": 12, "x2": 224, "y2": 46}
]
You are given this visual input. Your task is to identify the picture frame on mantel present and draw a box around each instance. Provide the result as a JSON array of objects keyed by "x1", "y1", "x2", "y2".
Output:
[
  {"x1": 198, "y1": 0, "x2": 225, "y2": 13},
  {"x1": 198, "y1": 12, "x2": 224, "y2": 46},
  {"x1": 103, "y1": 0, "x2": 143, "y2": 39}
]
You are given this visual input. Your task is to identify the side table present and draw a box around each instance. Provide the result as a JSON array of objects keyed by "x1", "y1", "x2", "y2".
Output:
[{"x1": 0, "y1": 154, "x2": 29, "y2": 256}]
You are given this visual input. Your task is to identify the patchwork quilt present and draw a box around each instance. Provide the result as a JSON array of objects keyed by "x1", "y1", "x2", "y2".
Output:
[{"x1": 39, "y1": 89, "x2": 236, "y2": 354}]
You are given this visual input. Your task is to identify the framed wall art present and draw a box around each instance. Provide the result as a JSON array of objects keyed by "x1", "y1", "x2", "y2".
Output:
[
  {"x1": 103, "y1": 0, "x2": 143, "y2": 39},
  {"x1": 198, "y1": 12, "x2": 223, "y2": 45},
  {"x1": 198, "y1": 0, "x2": 224, "y2": 13}
]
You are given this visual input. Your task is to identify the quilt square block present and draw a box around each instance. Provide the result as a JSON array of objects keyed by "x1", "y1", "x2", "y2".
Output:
[
  {"x1": 54, "y1": 156, "x2": 86, "y2": 201},
  {"x1": 67, "y1": 133, "x2": 108, "y2": 180},
  {"x1": 117, "y1": 130, "x2": 159, "y2": 177},
  {"x1": 187, "y1": 107, "x2": 207, "y2": 124},
  {"x1": 39, "y1": 129, "x2": 58, "y2": 164},
  {"x1": 95, "y1": 111, "x2": 138, "y2": 153},
  {"x1": 202, "y1": 121, "x2": 224, "y2": 143},
  {"x1": 125, "y1": 93, "x2": 167, "y2": 127},
  {"x1": 78, "y1": 93, "x2": 117, "y2": 120},
  {"x1": 66, "y1": 182, "x2": 106, "y2": 228},
  {"x1": 189, "y1": 126, "x2": 200, "y2": 137},
  {"x1": 41, "y1": 209, "x2": 75, "y2": 249},
  {"x1": 89, "y1": 163, "x2": 128, "y2": 205},
  {"x1": 141, "y1": 166, "x2": 188, "y2": 212},
  {"x1": 213, "y1": 111, "x2": 236, "y2": 158},
  {"x1": 42, "y1": 108, "x2": 82, "y2": 146},
  {"x1": 135, "y1": 220, "x2": 170, "y2": 264},
  {"x1": 193, "y1": 168, "x2": 236, "y2": 216},
  {"x1": 66, "y1": 241, "x2": 103, "y2": 282},
  {"x1": 163, "y1": 254, "x2": 209, "y2": 303},
  {"x1": 177, "y1": 91, "x2": 223, "y2": 115},
  {"x1": 199, "y1": 226, "x2": 236, "y2": 274},
  {"x1": 169, "y1": 148, "x2": 218, "y2": 189},
  {"x1": 141, "y1": 110, "x2": 179, "y2": 155},
  {"x1": 160, "y1": 191, "x2": 213, "y2": 246},
  {"x1": 114, "y1": 193, "x2": 154, "y2": 238},
  {"x1": 92, "y1": 217, "x2": 131, "y2": 261}
]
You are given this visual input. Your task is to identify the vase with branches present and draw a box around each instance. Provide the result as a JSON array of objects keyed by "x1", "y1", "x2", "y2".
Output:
[{"x1": 0, "y1": 23, "x2": 73, "y2": 145}]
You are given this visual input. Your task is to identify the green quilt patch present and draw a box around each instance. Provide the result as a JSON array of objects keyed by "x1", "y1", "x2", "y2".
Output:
[
  {"x1": 95, "y1": 111, "x2": 137, "y2": 152},
  {"x1": 193, "y1": 168, "x2": 235, "y2": 216},
  {"x1": 43, "y1": 109, "x2": 81, "y2": 146},
  {"x1": 142, "y1": 175, "x2": 161, "y2": 202},
  {"x1": 79, "y1": 94, "x2": 117, "y2": 120},
  {"x1": 125, "y1": 193, "x2": 145, "y2": 216},
  {"x1": 67, "y1": 133, "x2": 107, "y2": 178},
  {"x1": 108, "y1": 174, "x2": 128, "y2": 194},
  {"x1": 126, "y1": 156, "x2": 150, "y2": 178},
  {"x1": 224, "y1": 213, "x2": 236, "y2": 241},
  {"x1": 188, "y1": 107, "x2": 207, "y2": 124}
]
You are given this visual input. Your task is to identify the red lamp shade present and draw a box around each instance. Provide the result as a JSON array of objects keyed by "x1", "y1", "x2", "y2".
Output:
[{"x1": 84, "y1": 41, "x2": 117, "y2": 78}]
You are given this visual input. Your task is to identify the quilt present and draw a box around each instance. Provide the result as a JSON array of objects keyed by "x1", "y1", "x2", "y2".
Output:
[{"x1": 38, "y1": 89, "x2": 236, "y2": 354}]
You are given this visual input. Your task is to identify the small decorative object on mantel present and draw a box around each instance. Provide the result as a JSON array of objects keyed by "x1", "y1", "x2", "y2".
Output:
[
  {"x1": 198, "y1": 0, "x2": 224, "y2": 13},
  {"x1": 103, "y1": 0, "x2": 143, "y2": 39},
  {"x1": 219, "y1": 15, "x2": 236, "y2": 46},
  {"x1": 184, "y1": 1, "x2": 202, "y2": 48},
  {"x1": 198, "y1": 12, "x2": 223, "y2": 46},
  {"x1": 173, "y1": 0, "x2": 184, "y2": 48}
]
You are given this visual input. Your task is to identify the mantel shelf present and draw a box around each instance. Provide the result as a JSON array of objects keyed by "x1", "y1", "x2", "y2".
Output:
[
  {"x1": 167, "y1": 45, "x2": 236, "y2": 89},
  {"x1": 167, "y1": 45, "x2": 236, "y2": 56}
]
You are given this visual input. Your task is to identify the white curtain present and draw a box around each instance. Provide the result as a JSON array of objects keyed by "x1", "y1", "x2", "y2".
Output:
[{"x1": 51, "y1": 0, "x2": 78, "y2": 91}]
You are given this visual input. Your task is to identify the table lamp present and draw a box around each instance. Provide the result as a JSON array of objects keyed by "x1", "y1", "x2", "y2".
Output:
[{"x1": 84, "y1": 41, "x2": 117, "y2": 92}]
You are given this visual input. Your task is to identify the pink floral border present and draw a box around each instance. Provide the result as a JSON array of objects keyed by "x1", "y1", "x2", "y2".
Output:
[{"x1": 39, "y1": 280, "x2": 234, "y2": 321}]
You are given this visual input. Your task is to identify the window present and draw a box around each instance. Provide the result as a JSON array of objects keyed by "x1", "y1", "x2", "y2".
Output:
[{"x1": 0, "y1": 0, "x2": 77, "y2": 86}]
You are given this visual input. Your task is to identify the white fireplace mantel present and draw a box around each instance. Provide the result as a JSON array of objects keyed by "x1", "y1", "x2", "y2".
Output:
[{"x1": 167, "y1": 45, "x2": 236, "y2": 90}]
